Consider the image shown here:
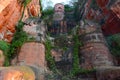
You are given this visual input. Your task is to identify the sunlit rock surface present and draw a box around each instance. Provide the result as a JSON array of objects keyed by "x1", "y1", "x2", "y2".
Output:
[
  {"x1": 0, "y1": 66, "x2": 35, "y2": 80},
  {"x1": 0, "y1": 0, "x2": 41, "y2": 42},
  {"x1": 12, "y1": 42, "x2": 46, "y2": 69},
  {"x1": 11, "y1": 42, "x2": 46, "y2": 80}
]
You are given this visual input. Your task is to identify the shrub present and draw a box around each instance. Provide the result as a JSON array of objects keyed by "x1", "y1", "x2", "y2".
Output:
[
  {"x1": 0, "y1": 40, "x2": 10, "y2": 66},
  {"x1": 45, "y1": 37, "x2": 56, "y2": 72},
  {"x1": 107, "y1": 34, "x2": 120, "y2": 57},
  {"x1": 71, "y1": 34, "x2": 82, "y2": 76}
]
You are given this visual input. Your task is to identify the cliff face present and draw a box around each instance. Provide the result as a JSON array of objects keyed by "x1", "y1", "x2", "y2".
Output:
[
  {"x1": 111, "y1": 1, "x2": 120, "y2": 19},
  {"x1": 85, "y1": 0, "x2": 120, "y2": 36},
  {"x1": 98, "y1": 0, "x2": 120, "y2": 35},
  {"x1": 0, "y1": 0, "x2": 41, "y2": 42}
]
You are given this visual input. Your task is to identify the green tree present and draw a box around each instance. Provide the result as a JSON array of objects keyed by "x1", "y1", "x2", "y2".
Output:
[
  {"x1": 0, "y1": 40, "x2": 10, "y2": 66},
  {"x1": 64, "y1": 4, "x2": 74, "y2": 12},
  {"x1": 45, "y1": 37, "x2": 56, "y2": 72},
  {"x1": 42, "y1": 7, "x2": 54, "y2": 18},
  {"x1": 107, "y1": 34, "x2": 120, "y2": 57}
]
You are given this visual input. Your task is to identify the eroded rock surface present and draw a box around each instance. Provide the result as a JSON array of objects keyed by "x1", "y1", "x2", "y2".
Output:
[
  {"x1": 0, "y1": 66, "x2": 35, "y2": 80},
  {"x1": 111, "y1": 1, "x2": 120, "y2": 18},
  {"x1": 79, "y1": 20, "x2": 113, "y2": 69},
  {"x1": 12, "y1": 42, "x2": 46, "y2": 68},
  {"x1": 96, "y1": 66, "x2": 120, "y2": 80},
  {"x1": 83, "y1": 0, "x2": 120, "y2": 35},
  {"x1": 0, "y1": 0, "x2": 41, "y2": 42},
  {"x1": 11, "y1": 42, "x2": 46, "y2": 80}
]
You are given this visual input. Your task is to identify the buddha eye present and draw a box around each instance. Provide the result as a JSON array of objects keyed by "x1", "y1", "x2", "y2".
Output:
[{"x1": 58, "y1": 7, "x2": 62, "y2": 9}]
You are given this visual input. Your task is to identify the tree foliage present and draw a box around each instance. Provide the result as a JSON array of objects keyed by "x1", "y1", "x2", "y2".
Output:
[
  {"x1": 90, "y1": 0, "x2": 99, "y2": 10},
  {"x1": 64, "y1": 4, "x2": 74, "y2": 12},
  {"x1": 107, "y1": 34, "x2": 120, "y2": 57},
  {"x1": 9, "y1": 21, "x2": 28, "y2": 66},
  {"x1": 18, "y1": 0, "x2": 32, "y2": 6},
  {"x1": 0, "y1": 40, "x2": 10, "y2": 66},
  {"x1": 0, "y1": 41, "x2": 9, "y2": 54},
  {"x1": 71, "y1": 34, "x2": 80, "y2": 76},
  {"x1": 45, "y1": 37, "x2": 56, "y2": 72},
  {"x1": 42, "y1": 7, "x2": 54, "y2": 19}
]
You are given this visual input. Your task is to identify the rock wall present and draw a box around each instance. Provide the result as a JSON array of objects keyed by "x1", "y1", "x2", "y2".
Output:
[
  {"x1": 0, "y1": 0, "x2": 41, "y2": 42},
  {"x1": 110, "y1": 0, "x2": 120, "y2": 19},
  {"x1": 83, "y1": 0, "x2": 120, "y2": 36},
  {"x1": 101, "y1": 0, "x2": 120, "y2": 35},
  {"x1": 11, "y1": 42, "x2": 46, "y2": 80},
  {"x1": 79, "y1": 20, "x2": 113, "y2": 69},
  {"x1": 0, "y1": 42, "x2": 46, "y2": 80},
  {"x1": 0, "y1": 66, "x2": 35, "y2": 80},
  {"x1": 12, "y1": 42, "x2": 46, "y2": 68},
  {"x1": 96, "y1": 66, "x2": 120, "y2": 80}
]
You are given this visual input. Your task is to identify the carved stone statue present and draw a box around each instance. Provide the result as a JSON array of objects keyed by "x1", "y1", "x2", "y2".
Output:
[{"x1": 23, "y1": 18, "x2": 47, "y2": 43}]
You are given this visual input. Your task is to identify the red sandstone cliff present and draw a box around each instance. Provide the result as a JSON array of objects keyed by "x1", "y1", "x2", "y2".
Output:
[
  {"x1": 85, "y1": 0, "x2": 120, "y2": 36},
  {"x1": 99, "y1": 0, "x2": 120, "y2": 35},
  {"x1": 0, "y1": 0, "x2": 41, "y2": 42}
]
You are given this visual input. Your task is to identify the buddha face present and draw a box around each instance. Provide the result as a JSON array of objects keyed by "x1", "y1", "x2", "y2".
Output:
[{"x1": 0, "y1": 50, "x2": 5, "y2": 66}]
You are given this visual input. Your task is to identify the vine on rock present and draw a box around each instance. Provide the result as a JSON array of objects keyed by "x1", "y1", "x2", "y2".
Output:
[
  {"x1": 9, "y1": 21, "x2": 28, "y2": 63},
  {"x1": 45, "y1": 37, "x2": 56, "y2": 72},
  {"x1": 70, "y1": 26, "x2": 95, "y2": 76},
  {"x1": 70, "y1": 34, "x2": 81, "y2": 76}
]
